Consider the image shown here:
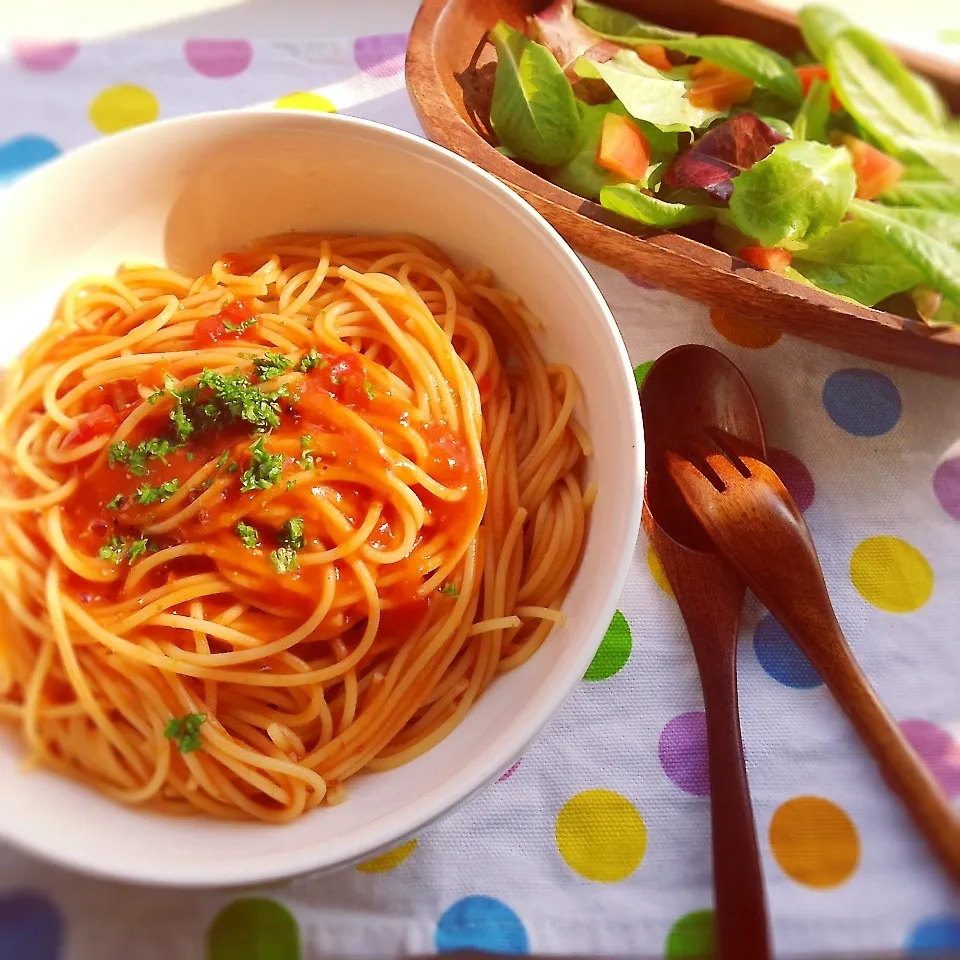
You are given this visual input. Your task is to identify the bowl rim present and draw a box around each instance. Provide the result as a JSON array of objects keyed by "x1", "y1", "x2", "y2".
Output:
[{"x1": 0, "y1": 107, "x2": 644, "y2": 887}]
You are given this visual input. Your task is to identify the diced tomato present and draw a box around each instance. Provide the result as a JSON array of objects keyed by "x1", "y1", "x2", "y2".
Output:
[
  {"x1": 795, "y1": 64, "x2": 842, "y2": 111},
  {"x1": 597, "y1": 113, "x2": 651, "y2": 181},
  {"x1": 739, "y1": 246, "x2": 792, "y2": 274},
  {"x1": 689, "y1": 66, "x2": 754, "y2": 110},
  {"x1": 840, "y1": 135, "x2": 905, "y2": 200},
  {"x1": 65, "y1": 404, "x2": 119, "y2": 447},
  {"x1": 143, "y1": 361, "x2": 174, "y2": 390},
  {"x1": 635, "y1": 43, "x2": 672, "y2": 72},
  {"x1": 192, "y1": 299, "x2": 259, "y2": 348},
  {"x1": 305, "y1": 351, "x2": 371, "y2": 408},
  {"x1": 423, "y1": 423, "x2": 471, "y2": 487},
  {"x1": 690, "y1": 58, "x2": 724, "y2": 80}
]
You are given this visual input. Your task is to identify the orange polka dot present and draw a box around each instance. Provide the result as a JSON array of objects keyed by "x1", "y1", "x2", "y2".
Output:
[
  {"x1": 710, "y1": 307, "x2": 782, "y2": 348},
  {"x1": 769, "y1": 796, "x2": 859, "y2": 888},
  {"x1": 647, "y1": 545, "x2": 674, "y2": 598}
]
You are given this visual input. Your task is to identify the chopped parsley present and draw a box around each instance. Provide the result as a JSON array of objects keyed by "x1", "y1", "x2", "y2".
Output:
[
  {"x1": 440, "y1": 583, "x2": 460, "y2": 598},
  {"x1": 300, "y1": 434, "x2": 313, "y2": 450},
  {"x1": 269, "y1": 546, "x2": 298, "y2": 575},
  {"x1": 239, "y1": 435, "x2": 284, "y2": 492},
  {"x1": 196, "y1": 369, "x2": 287, "y2": 433},
  {"x1": 164, "y1": 713, "x2": 206, "y2": 753},
  {"x1": 280, "y1": 517, "x2": 305, "y2": 550},
  {"x1": 108, "y1": 437, "x2": 177, "y2": 477},
  {"x1": 106, "y1": 494, "x2": 125, "y2": 511},
  {"x1": 298, "y1": 348, "x2": 325, "y2": 373},
  {"x1": 185, "y1": 452, "x2": 195, "y2": 462},
  {"x1": 253, "y1": 351, "x2": 293, "y2": 381},
  {"x1": 135, "y1": 479, "x2": 180, "y2": 505},
  {"x1": 298, "y1": 434, "x2": 316, "y2": 469},
  {"x1": 363, "y1": 379, "x2": 377, "y2": 401},
  {"x1": 147, "y1": 389, "x2": 164, "y2": 405},
  {"x1": 221, "y1": 315, "x2": 257, "y2": 335},
  {"x1": 227, "y1": 461, "x2": 239, "y2": 473},
  {"x1": 127, "y1": 538, "x2": 150, "y2": 563},
  {"x1": 236, "y1": 522, "x2": 259, "y2": 548},
  {"x1": 98, "y1": 536, "x2": 125, "y2": 564},
  {"x1": 216, "y1": 449, "x2": 230, "y2": 469},
  {"x1": 285, "y1": 479, "x2": 297, "y2": 491}
]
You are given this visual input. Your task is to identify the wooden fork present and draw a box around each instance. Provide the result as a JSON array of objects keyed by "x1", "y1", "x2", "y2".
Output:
[{"x1": 666, "y1": 428, "x2": 960, "y2": 884}]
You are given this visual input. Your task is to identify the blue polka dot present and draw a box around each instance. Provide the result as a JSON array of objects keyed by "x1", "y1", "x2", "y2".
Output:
[
  {"x1": 753, "y1": 613, "x2": 822, "y2": 689},
  {"x1": 435, "y1": 896, "x2": 529, "y2": 955},
  {"x1": 0, "y1": 135, "x2": 62, "y2": 184},
  {"x1": 907, "y1": 916, "x2": 960, "y2": 954},
  {"x1": 822, "y1": 368, "x2": 901, "y2": 437},
  {"x1": 0, "y1": 892, "x2": 63, "y2": 960}
]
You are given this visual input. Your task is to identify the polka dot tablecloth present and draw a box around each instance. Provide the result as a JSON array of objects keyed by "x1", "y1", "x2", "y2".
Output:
[{"x1": 2, "y1": 21, "x2": 960, "y2": 960}]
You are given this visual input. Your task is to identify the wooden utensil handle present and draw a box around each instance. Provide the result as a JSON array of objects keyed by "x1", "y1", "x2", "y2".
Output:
[
  {"x1": 807, "y1": 624, "x2": 960, "y2": 884},
  {"x1": 697, "y1": 647, "x2": 772, "y2": 960}
]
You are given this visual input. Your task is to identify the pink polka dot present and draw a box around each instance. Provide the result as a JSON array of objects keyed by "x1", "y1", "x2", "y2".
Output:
[
  {"x1": 659, "y1": 711, "x2": 709, "y2": 796},
  {"x1": 933, "y1": 457, "x2": 960, "y2": 520},
  {"x1": 626, "y1": 273, "x2": 659, "y2": 290},
  {"x1": 901, "y1": 719, "x2": 960, "y2": 798},
  {"x1": 184, "y1": 39, "x2": 253, "y2": 78},
  {"x1": 497, "y1": 760, "x2": 521, "y2": 783},
  {"x1": 13, "y1": 41, "x2": 79, "y2": 71},
  {"x1": 354, "y1": 34, "x2": 408, "y2": 77},
  {"x1": 768, "y1": 448, "x2": 815, "y2": 513}
]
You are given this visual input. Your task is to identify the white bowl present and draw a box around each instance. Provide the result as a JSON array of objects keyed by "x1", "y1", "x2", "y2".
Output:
[{"x1": 0, "y1": 110, "x2": 643, "y2": 887}]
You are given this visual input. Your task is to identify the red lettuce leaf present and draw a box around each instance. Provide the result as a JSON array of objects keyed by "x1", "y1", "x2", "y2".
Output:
[
  {"x1": 663, "y1": 113, "x2": 786, "y2": 202},
  {"x1": 527, "y1": 0, "x2": 621, "y2": 77}
]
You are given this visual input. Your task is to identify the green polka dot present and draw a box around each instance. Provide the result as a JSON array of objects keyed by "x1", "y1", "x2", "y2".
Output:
[
  {"x1": 584, "y1": 609, "x2": 632, "y2": 681},
  {"x1": 634, "y1": 361, "x2": 653, "y2": 391},
  {"x1": 666, "y1": 909, "x2": 715, "y2": 959},
  {"x1": 208, "y1": 898, "x2": 301, "y2": 960}
]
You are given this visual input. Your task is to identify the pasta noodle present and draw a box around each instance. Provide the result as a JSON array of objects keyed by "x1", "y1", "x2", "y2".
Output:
[{"x1": 0, "y1": 234, "x2": 591, "y2": 822}]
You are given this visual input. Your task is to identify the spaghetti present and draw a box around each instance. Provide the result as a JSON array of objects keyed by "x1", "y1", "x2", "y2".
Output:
[{"x1": 0, "y1": 234, "x2": 592, "y2": 821}]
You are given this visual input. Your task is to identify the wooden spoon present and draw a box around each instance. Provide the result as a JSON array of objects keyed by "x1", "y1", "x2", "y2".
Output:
[
  {"x1": 641, "y1": 346, "x2": 772, "y2": 960},
  {"x1": 667, "y1": 430, "x2": 960, "y2": 884}
]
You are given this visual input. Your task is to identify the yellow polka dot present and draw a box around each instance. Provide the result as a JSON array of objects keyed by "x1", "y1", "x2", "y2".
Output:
[
  {"x1": 274, "y1": 91, "x2": 337, "y2": 112},
  {"x1": 555, "y1": 788, "x2": 646, "y2": 882},
  {"x1": 647, "y1": 545, "x2": 674, "y2": 598},
  {"x1": 355, "y1": 838, "x2": 417, "y2": 874},
  {"x1": 89, "y1": 84, "x2": 159, "y2": 134},
  {"x1": 850, "y1": 535, "x2": 934, "y2": 613},
  {"x1": 769, "y1": 796, "x2": 859, "y2": 888},
  {"x1": 710, "y1": 307, "x2": 782, "y2": 349}
]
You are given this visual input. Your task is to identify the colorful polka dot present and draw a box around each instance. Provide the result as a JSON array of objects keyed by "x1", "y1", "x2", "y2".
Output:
[
  {"x1": 933, "y1": 457, "x2": 960, "y2": 520},
  {"x1": 13, "y1": 40, "x2": 79, "y2": 71},
  {"x1": 498, "y1": 759, "x2": 521, "y2": 782},
  {"x1": 184, "y1": 39, "x2": 253, "y2": 78},
  {"x1": 584, "y1": 609, "x2": 632, "y2": 681},
  {"x1": 768, "y1": 796, "x2": 859, "y2": 888},
  {"x1": 753, "y1": 613, "x2": 822, "y2": 689},
  {"x1": 0, "y1": 892, "x2": 63, "y2": 960},
  {"x1": 0, "y1": 134, "x2": 61, "y2": 184},
  {"x1": 659, "y1": 711, "x2": 710, "y2": 796},
  {"x1": 208, "y1": 898, "x2": 300, "y2": 960},
  {"x1": 710, "y1": 307, "x2": 782, "y2": 348},
  {"x1": 900, "y1": 719, "x2": 960, "y2": 798},
  {"x1": 767, "y1": 448, "x2": 815, "y2": 513},
  {"x1": 647, "y1": 545, "x2": 674, "y2": 598},
  {"x1": 822, "y1": 369, "x2": 901, "y2": 437},
  {"x1": 633, "y1": 361, "x2": 653, "y2": 391},
  {"x1": 850, "y1": 535, "x2": 934, "y2": 613},
  {"x1": 274, "y1": 92, "x2": 337, "y2": 113},
  {"x1": 354, "y1": 34, "x2": 408, "y2": 78},
  {"x1": 556, "y1": 788, "x2": 646, "y2": 882},
  {"x1": 666, "y1": 909, "x2": 715, "y2": 959},
  {"x1": 355, "y1": 838, "x2": 417, "y2": 874},
  {"x1": 907, "y1": 916, "x2": 960, "y2": 954},
  {"x1": 435, "y1": 896, "x2": 529, "y2": 954},
  {"x1": 89, "y1": 84, "x2": 159, "y2": 134}
]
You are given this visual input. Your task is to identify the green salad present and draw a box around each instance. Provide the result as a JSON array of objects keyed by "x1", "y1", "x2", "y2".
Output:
[{"x1": 485, "y1": 0, "x2": 960, "y2": 326}]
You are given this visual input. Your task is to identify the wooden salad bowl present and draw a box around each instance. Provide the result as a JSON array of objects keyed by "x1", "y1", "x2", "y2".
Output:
[{"x1": 406, "y1": 0, "x2": 960, "y2": 377}]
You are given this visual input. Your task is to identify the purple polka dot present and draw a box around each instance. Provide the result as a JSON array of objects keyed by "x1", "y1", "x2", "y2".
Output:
[
  {"x1": 626, "y1": 273, "x2": 659, "y2": 290},
  {"x1": 13, "y1": 41, "x2": 79, "y2": 71},
  {"x1": 354, "y1": 34, "x2": 408, "y2": 77},
  {"x1": 901, "y1": 719, "x2": 960, "y2": 798},
  {"x1": 659, "y1": 711, "x2": 709, "y2": 796},
  {"x1": 498, "y1": 760, "x2": 521, "y2": 783},
  {"x1": 933, "y1": 458, "x2": 960, "y2": 520},
  {"x1": 768, "y1": 448, "x2": 815, "y2": 513},
  {"x1": 184, "y1": 39, "x2": 253, "y2": 78}
]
